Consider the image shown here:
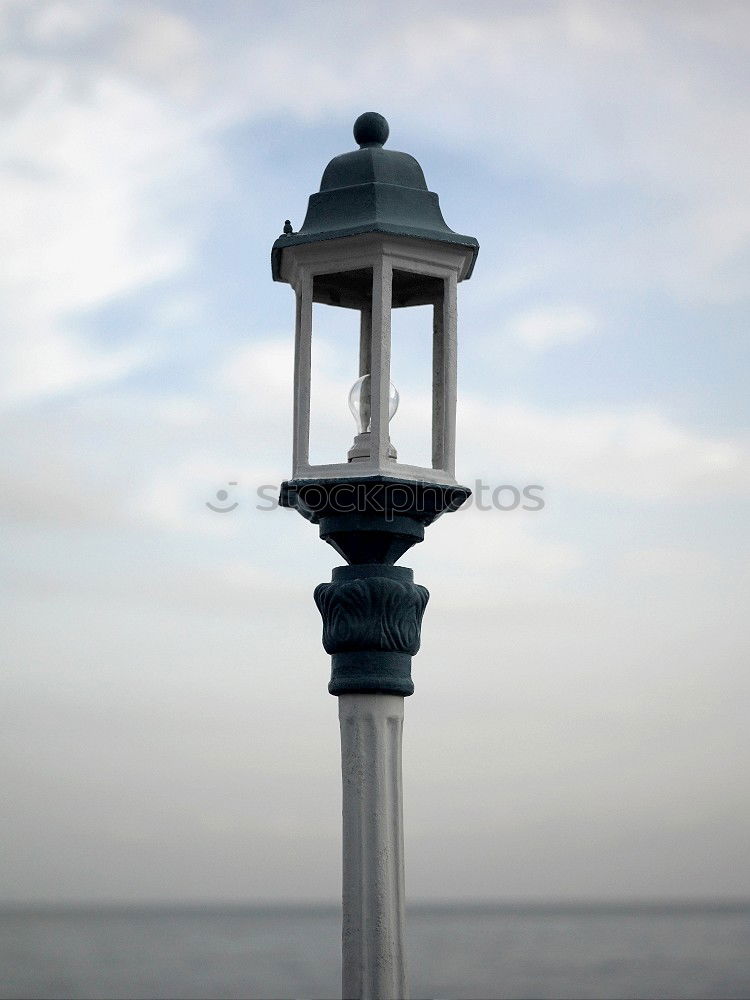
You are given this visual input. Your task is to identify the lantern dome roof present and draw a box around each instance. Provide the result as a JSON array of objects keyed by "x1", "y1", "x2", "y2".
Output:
[{"x1": 272, "y1": 112, "x2": 479, "y2": 280}]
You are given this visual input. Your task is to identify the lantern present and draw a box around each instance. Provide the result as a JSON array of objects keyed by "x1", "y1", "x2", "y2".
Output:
[{"x1": 273, "y1": 111, "x2": 478, "y2": 491}]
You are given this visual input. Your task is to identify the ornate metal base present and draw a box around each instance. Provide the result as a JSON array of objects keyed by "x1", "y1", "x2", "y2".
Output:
[
  {"x1": 280, "y1": 475, "x2": 470, "y2": 564},
  {"x1": 280, "y1": 475, "x2": 470, "y2": 696},
  {"x1": 315, "y1": 564, "x2": 428, "y2": 696}
]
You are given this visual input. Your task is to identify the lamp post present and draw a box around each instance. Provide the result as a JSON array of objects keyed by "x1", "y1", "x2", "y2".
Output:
[{"x1": 273, "y1": 112, "x2": 478, "y2": 1000}]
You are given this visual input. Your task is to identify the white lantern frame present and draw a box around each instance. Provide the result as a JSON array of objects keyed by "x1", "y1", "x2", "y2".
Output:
[{"x1": 279, "y1": 232, "x2": 474, "y2": 486}]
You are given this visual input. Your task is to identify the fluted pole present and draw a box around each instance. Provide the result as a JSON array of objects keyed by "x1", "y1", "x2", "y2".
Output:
[{"x1": 339, "y1": 693, "x2": 408, "y2": 1000}]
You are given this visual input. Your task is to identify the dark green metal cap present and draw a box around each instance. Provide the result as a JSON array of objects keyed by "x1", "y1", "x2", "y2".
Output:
[{"x1": 272, "y1": 112, "x2": 479, "y2": 281}]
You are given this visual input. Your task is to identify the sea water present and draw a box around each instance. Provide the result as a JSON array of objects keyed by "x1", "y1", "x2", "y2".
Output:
[{"x1": 1, "y1": 903, "x2": 749, "y2": 999}]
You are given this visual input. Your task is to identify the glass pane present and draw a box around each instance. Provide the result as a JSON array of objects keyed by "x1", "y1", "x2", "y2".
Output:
[
  {"x1": 390, "y1": 270, "x2": 442, "y2": 470},
  {"x1": 308, "y1": 269, "x2": 372, "y2": 466}
]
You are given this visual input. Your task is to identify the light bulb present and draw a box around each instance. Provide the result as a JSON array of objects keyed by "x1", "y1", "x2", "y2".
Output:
[{"x1": 348, "y1": 374, "x2": 399, "y2": 434}]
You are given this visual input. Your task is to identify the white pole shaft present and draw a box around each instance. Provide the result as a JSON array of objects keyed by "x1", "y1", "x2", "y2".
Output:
[{"x1": 339, "y1": 693, "x2": 408, "y2": 1000}]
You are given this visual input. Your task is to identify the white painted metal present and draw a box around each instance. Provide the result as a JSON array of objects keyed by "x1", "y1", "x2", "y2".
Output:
[
  {"x1": 280, "y1": 234, "x2": 474, "y2": 286},
  {"x1": 370, "y1": 257, "x2": 393, "y2": 467},
  {"x1": 292, "y1": 278, "x2": 313, "y2": 472},
  {"x1": 435, "y1": 271, "x2": 457, "y2": 479},
  {"x1": 359, "y1": 305, "x2": 372, "y2": 378},
  {"x1": 339, "y1": 694, "x2": 408, "y2": 1000}
]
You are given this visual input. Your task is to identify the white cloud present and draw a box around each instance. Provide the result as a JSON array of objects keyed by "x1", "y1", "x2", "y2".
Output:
[
  {"x1": 0, "y1": 332, "x2": 149, "y2": 405},
  {"x1": 129, "y1": 456, "x2": 285, "y2": 536},
  {"x1": 618, "y1": 545, "x2": 720, "y2": 578},
  {"x1": 0, "y1": 4, "x2": 221, "y2": 405},
  {"x1": 218, "y1": 338, "x2": 294, "y2": 400},
  {"x1": 459, "y1": 399, "x2": 747, "y2": 500},
  {"x1": 412, "y1": 506, "x2": 582, "y2": 607},
  {"x1": 508, "y1": 306, "x2": 597, "y2": 351}
]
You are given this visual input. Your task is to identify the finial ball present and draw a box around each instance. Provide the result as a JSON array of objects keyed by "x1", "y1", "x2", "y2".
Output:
[{"x1": 353, "y1": 112, "x2": 389, "y2": 148}]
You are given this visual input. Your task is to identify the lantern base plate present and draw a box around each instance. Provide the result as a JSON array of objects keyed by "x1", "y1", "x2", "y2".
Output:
[{"x1": 280, "y1": 475, "x2": 471, "y2": 565}]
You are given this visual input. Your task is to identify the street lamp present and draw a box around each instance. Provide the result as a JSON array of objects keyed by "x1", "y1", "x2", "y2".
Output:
[{"x1": 273, "y1": 111, "x2": 478, "y2": 1000}]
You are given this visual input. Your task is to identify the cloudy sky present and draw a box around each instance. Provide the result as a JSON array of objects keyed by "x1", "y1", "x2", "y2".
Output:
[{"x1": 1, "y1": 0, "x2": 748, "y2": 904}]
